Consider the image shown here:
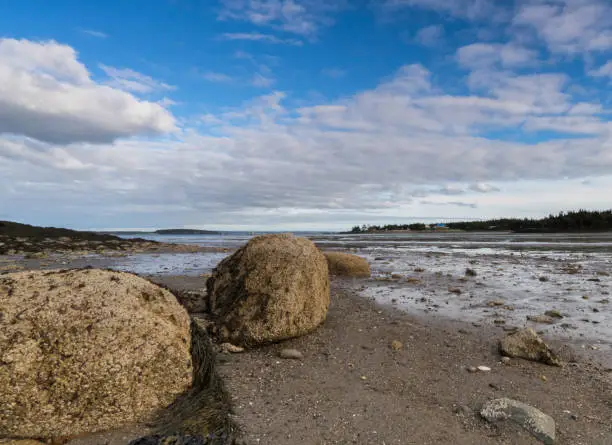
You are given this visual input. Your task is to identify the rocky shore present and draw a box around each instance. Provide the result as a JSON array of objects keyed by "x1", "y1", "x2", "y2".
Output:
[{"x1": 1, "y1": 233, "x2": 611, "y2": 445}]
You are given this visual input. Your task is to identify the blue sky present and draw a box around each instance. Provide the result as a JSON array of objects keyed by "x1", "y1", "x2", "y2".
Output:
[{"x1": 1, "y1": 0, "x2": 612, "y2": 230}]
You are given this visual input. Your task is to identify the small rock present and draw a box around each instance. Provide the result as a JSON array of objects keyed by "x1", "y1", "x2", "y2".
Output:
[
  {"x1": 481, "y1": 398, "x2": 555, "y2": 444},
  {"x1": 539, "y1": 276, "x2": 549, "y2": 282},
  {"x1": 448, "y1": 288, "x2": 462, "y2": 295},
  {"x1": 391, "y1": 274, "x2": 403, "y2": 279},
  {"x1": 499, "y1": 328, "x2": 561, "y2": 366},
  {"x1": 487, "y1": 300, "x2": 505, "y2": 307},
  {"x1": 279, "y1": 349, "x2": 303, "y2": 360},
  {"x1": 219, "y1": 343, "x2": 245, "y2": 354},
  {"x1": 478, "y1": 366, "x2": 491, "y2": 372},
  {"x1": 406, "y1": 278, "x2": 421, "y2": 284},
  {"x1": 414, "y1": 267, "x2": 425, "y2": 272},
  {"x1": 527, "y1": 315, "x2": 555, "y2": 324},
  {"x1": 544, "y1": 310, "x2": 563, "y2": 319},
  {"x1": 467, "y1": 366, "x2": 478, "y2": 373},
  {"x1": 593, "y1": 308, "x2": 600, "y2": 313},
  {"x1": 390, "y1": 340, "x2": 403, "y2": 351},
  {"x1": 501, "y1": 356, "x2": 511, "y2": 364},
  {"x1": 465, "y1": 268, "x2": 477, "y2": 277},
  {"x1": 582, "y1": 295, "x2": 589, "y2": 300}
]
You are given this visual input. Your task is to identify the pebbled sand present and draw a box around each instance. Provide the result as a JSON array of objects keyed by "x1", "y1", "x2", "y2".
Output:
[{"x1": 152, "y1": 275, "x2": 612, "y2": 445}]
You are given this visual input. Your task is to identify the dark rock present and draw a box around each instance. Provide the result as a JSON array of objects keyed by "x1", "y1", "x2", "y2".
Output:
[{"x1": 499, "y1": 328, "x2": 561, "y2": 366}]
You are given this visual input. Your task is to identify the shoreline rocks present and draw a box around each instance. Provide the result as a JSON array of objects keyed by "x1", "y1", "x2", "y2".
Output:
[
  {"x1": 481, "y1": 398, "x2": 556, "y2": 444},
  {"x1": 499, "y1": 328, "x2": 561, "y2": 366},
  {"x1": 207, "y1": 234, "x2": 330, "y2": 347},
  {"x1": 324, "y1": 252, "x2": 371, "y2": 278},
  {"x1": 0, "y1": 269, "x2": 192, "y2": 439}
]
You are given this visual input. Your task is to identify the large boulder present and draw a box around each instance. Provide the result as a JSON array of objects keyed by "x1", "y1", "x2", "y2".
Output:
[
  {"x1": 206, "y1": 234, "x2": 330, "y2": 347},
  {"x1": 324, "y1": 252, "x2": 371, "y2": 278},
  {"x1": 499, "y1": 328, "x2": 561, "y2": 366},
  {"x1": 0, "y1": 269, "x2": 193, "y2": 439}
]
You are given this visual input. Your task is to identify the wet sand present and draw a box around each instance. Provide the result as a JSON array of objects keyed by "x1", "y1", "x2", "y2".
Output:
[{"x1": 151, "y1": 274, "x2": 612, "y2": 445}]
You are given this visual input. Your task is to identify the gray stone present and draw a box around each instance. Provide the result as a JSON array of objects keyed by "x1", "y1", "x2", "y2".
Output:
[
  {"x1": 481, "y1": 398, "x2": 555, "y2": 444},
  {"x1": 279, "y1": 348, "x2": 304, "y2": 360},
  {"x1": 499, "y1": 328, "x2": 561, "y2": 366}
]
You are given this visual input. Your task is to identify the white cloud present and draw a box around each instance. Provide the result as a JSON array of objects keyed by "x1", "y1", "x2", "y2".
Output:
[
  {"x1": 469, "y1": 183, "x2": 500, "y2": 193},
  {"x1": 457, "y1": 43, "x2": 538, "y2": 69},
  {"x1": 100, "y1": 65, "x2": 175, "y2": 93},
  {"x1": 218, "y1": 0, "x2": 346, "y2": 37},
  {"x1": 79, "y1": 29, "x2": 108, "y2": 39},
  {"x1": 0, "y1": 38, "x2": 176, "y2": 144},
  {"x1": 202, "y1": 71, "x2": 234, "y2": 83},
  {"x1": 589, "y1": 61, "x2": 612, "y2": 78},
  {"x1": 415, "y1": 25, "x2": 445, "y2": 47},
  {"x1": 383, "y1": 0, "x2": 506, "y2": 21},
  {"x1": 220, "y1": 32, "x2": 303, "y2": 45},
  {"x1": 514, "y1": 0, "x2": 612, "y2": 54}
]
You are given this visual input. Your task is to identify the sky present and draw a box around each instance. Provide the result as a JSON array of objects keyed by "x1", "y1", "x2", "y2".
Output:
[{"x1": 1, "y1": 0, "x2": 612, "y2": 231}]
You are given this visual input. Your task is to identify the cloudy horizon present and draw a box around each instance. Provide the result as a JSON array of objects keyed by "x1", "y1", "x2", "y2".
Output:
[{"x1": 2, "y1": 0, "x2": 612, "y2": 231}]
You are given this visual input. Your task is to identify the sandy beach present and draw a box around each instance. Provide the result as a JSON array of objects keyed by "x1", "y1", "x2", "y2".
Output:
[{"x1": 2, "y1": 231, "x2": 611, "y2": 445}]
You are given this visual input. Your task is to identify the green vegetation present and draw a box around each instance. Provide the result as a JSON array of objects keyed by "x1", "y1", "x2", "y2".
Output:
[{"x1": 349, "y1": 210, "x2": 612, "y2": 233}]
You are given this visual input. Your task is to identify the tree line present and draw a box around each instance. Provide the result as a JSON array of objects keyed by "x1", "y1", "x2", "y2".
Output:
[{"x1": 349, "y1": 209, "x2": 612, "y2": 233}]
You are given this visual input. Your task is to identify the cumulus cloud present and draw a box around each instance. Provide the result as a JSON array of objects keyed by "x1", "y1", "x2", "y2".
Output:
[
  {"x1": 3, "y1": 58, "x2": 612, "y2": 228},
  {"x1": 0, "y1": 38, "x2": 176, "y2": 144},
  {"x1": 514, "y1": 0, "x2": 612, "y2": 54},
  {"x1": 383, "y1": 0, "x2": 506, "y2": 21},
  {"x1": 590, "y1": 61, "x2": 612, "y2": 79},
  {"x1": 457, "y1": 43, "x2": 538, "y2": 69}
]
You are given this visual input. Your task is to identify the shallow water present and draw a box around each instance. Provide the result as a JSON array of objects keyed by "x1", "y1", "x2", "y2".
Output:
[{"x1": 109, "y1": 231, "x2": 612, "y2": 363}]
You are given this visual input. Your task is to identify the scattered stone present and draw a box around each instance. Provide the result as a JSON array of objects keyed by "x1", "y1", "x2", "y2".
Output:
[
  {"x1": 390, "y1": 340, "x2": 403, "y2": 351},
  {"x1": 0, "y1": 269, "x2": 192, "y2": 438},
  {"x1": 465, "y1": 268, "x2": 477, "y2": 277},
  {"x1": 539, "y1": 276, "x2": 549, "y2": 282},
  {"x1": 527, "y1": 315, "x2": 555, "y2": 324},
  {"x1": 324, "y1": 252, "x2": 371, "y2": 278},
  {"x1": 219, "y1": 343, "x2": 245, "y2": 354},
  {"x1": 477, "y1": 366, "x2": 491, "y2": 372},
  {"x1": 391, "y1": 274, "x2": 403, "y2": 279},
  {"x1": 501, "y1": 356, "x2": 511, "y2": 364},
  {"x1": 467, "y1": 366, "x2": 478, "y2": 373},
  {"x1": 481, "y1": 398, "x2": 555, "y2": 445},
  {"x1": 598, "y1": 299, "x2": 610, "y2": 304},
  {"x1": 499, "y1": 328, "x2": 561, "y2": 366},
  {"x1": 544, "y1": 310, "x2": 563, "y2": 319},
  {"x1": 448, "y1": 287, "x2": 462, "y2": 295},
  {"x1": 593, "y1": 308, "x2": 600, "y2": 313},
  {"x1": 279, "y1": 349, "x2": 304, "y2": 360},
  {"x1": 587, "y1": 278, "x2": 601, "y2": 282},
  {"x1": 414, "y1": 267, "x2": 425, "y2": 272},
  {"x1": 487, "y1": 300, "x2": 505, "y2": 307},
  {"x1": 207, "y1": 234, "x2": 330, "y2": 347},
  {"x1": 406, "y1": 278, "x2": 421, "y2": 284},
  {"x1": 582, "y1": 295, "x2": 589, "y2": 300}
]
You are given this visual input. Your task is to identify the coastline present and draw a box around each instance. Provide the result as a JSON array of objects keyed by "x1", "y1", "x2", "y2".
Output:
[{"x1": 1, "y1": 241, "x2": 611, "y2": 444}]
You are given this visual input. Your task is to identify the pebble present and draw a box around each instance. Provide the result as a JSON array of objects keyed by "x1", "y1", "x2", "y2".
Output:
[
  {"x1": 467, "y1": 366, "x2": 478, "y2": 373},
  {"x1": 279, "y1": 349, "x2": 303, "y2": 360},
  {"x1": 390, "y1": 340, "x2": 403, "y2": 351},
  {"x1": 501, "y1": 356, "x2": 511, "y2": 364},
  {"x1": 477, "y1": 366, "x2": 491, "y2": 372}
]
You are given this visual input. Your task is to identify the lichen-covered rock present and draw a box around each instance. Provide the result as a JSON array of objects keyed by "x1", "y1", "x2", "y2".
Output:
[
  {"x1": 481, "y1": 398, "x2": 556, "y2": 444},
  {"x1": 0, "y1": 269, "x2": 192, "y2": 439},
  {"x1": 207, "y1": 234, "x2": 330, "y2": 347},
  {"x1": 499, "y1": 328, "x2": 561, "y2": 366},
  {"x1": 324, "y1": 252, "x2": 371, "y2": 278}
]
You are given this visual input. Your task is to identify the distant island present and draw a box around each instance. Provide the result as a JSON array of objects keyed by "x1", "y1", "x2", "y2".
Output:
[
  {"x1": 154, "y1": 229, "x2": 220, "y2": 235},
  {"x1": 348, "y1": 209, "x2": 612, "y2": 233}
]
